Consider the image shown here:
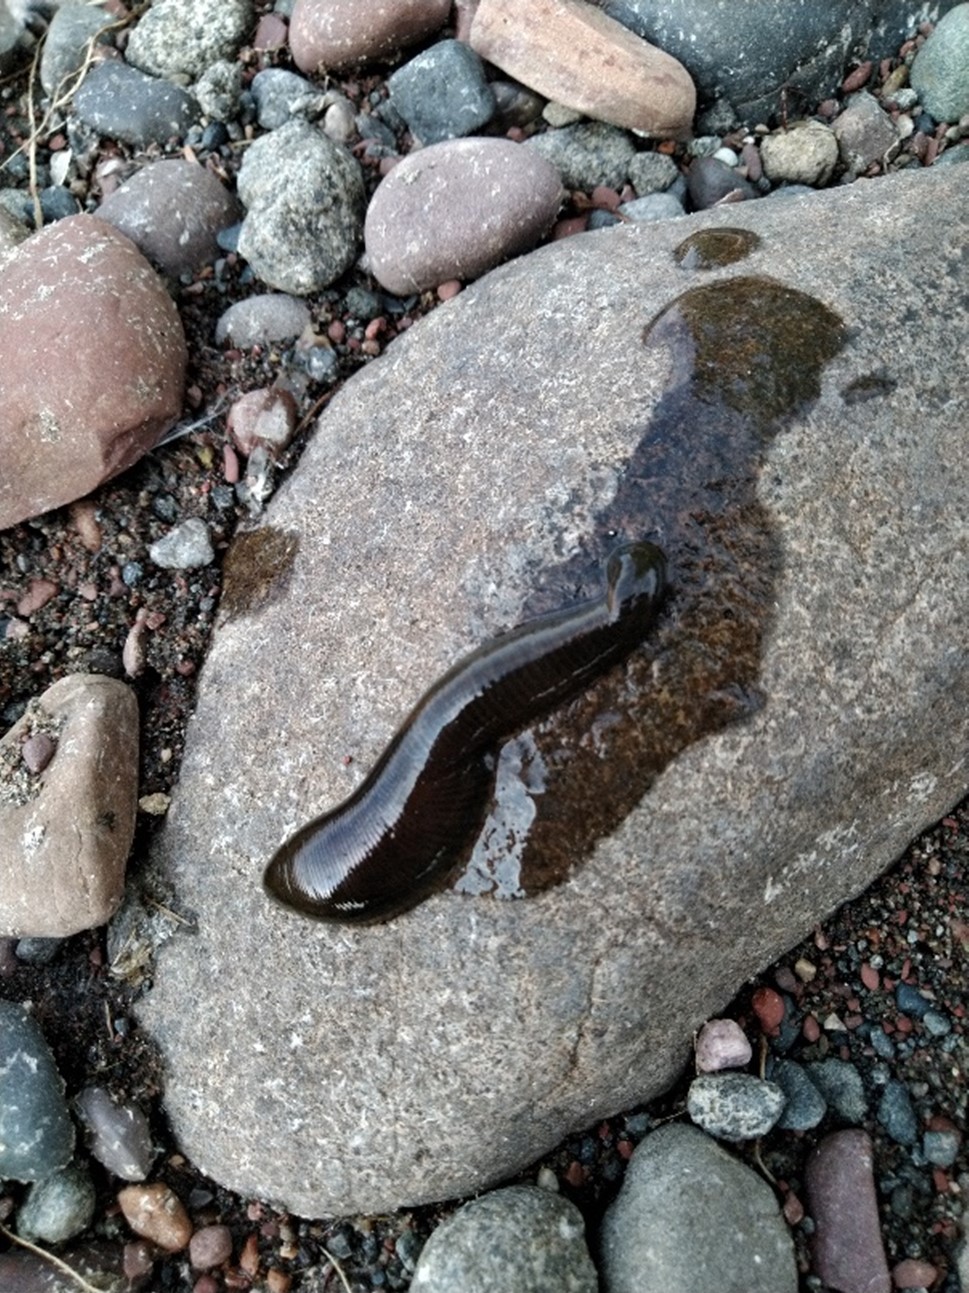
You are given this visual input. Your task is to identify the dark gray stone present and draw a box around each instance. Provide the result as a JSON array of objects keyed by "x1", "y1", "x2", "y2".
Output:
[
  {"x1": 806, "y1": 1058, "x2": 868, "y2": 1123},
  {"x1": 75, "y1": 1086, "x2": 155, "y2": 1181},
  {"x1": 388, "y1": 40, "x2": 495, "y2": 145},
  {"x1": 73, "y1": 61, "x2": 199, "y2": 147},
  {"x1": 877, "y1": 1078, "x2": 919, "y2": 1145},
  {"x1": 139, "y1": 166, "x2": 969, "y2": 1216},
  {"x1": 597, "y1": 0, "x2": 962, "y2": 123},
  {"x1": 687, "y1": 155, "x2": 758, "y2": 206},
  {"x1": 0, "y1": 1002, "x2": 74, "y2": 1182},
  {"x1": 409, "y1": 1186, "x2": 596, "y2": 1293},
  {"x1": 600, "y1": 1124, "x2": 796, "y2": 1293},
  {"x1": 770, "y1": 1059, "x2": 828, "y2": 1131}
]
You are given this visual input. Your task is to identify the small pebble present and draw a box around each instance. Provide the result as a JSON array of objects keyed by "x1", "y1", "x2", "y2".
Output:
[
  {"x1": 17, "y1": 1162, "x2": 96, "y2": 1244},
  {"x1": 76, "y1": 1086, "x2": 155, "y2": 1181},
  {"x1": 892, "y1": 1257, "x2": 938, "y2": 1288},
  {"x1": 751, "y1": 985, "x2": 785, "y2": 1035},
  {"x1": 148, "y1": 518, "x2": 215, "y2": 570},
  {"x1": 806, "y1": 1058, "x2": 868, "y2": 1123},
  {"x1": 694, "y1": 1018, "x2": 752, "y2": 1072},
  {"x1": 190, "y1": 1223, "x2": 233, "y2": 1270},
  {"x1": 877, "y1": 1079, "x2": 919, "y2": 1146},
  {"x1": 21, "y1": 732, "x2": 57, "y2": 773},
  {"x1": 770, "y1": 1059, "x2": 827, "y2": 1131},
  {"x1": 117, "y1": 1182, "x2": 192, "y2": 1252},
  {"x1": 686, "y1": 1073, "x2": 786, "y2": 1140}
]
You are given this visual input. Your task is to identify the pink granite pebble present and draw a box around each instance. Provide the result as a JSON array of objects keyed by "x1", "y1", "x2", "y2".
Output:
[
  {"x1": 365, "y1": 137, "x2": 563, "y2": 294},
  {"x1": 695, "y1": 1018, "x2": 753, "y2": 1072},
  {"x1": 806, "y1": 1130, "x2": 891, "y2": 1293}
]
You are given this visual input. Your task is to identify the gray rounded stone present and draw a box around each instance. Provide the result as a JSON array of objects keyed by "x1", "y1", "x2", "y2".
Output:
[
  {"x1": 388, "y1": 39, "x2": 496, "y2": 144},
  {"x1": 237, "y1": 119, "x2": 364, "y2": 295},
  {"x1": 17, "y1": 1163, "x2": 97, "y2": 1244},
  {"x1": 628, "y1": 149, "x2": 680, "y2": 194},
  {"x1": 770, "y1": 1059, "x2": 827, "y2": 1130},
  {"x1": 250, "y1": 68, "x2": 322, "y2": 130},
  {"x1": 805, "y1": 1058, "x2": 868, "y2": 1124},
  {"x1": 215, "y1": 294, "x2": 312, "y2": 347},
  {"x1": 600, "y1": 1124, "x2": 797, "y2": 1293},
  {"x1": 687, "y1": 1073, "x2": 787, "y2": 1140},
  {"x1": 911, "y1": 3, "x2": 969, "y2": 123},
  {"x1": 526, "y1": 120, "x2": 637, "y2": 190},
  {"x1": 126, "y1": 0, "x2": 253, "y2": 82},
  {"x1": 73, "y1": 60, "x2": 199, "y2": 148},
  {"x1": 40, "y1": 3, "x2": 115, "y2": 97},
  {"x1": 619, "y1": 191, "x2": 685, "y2": 222},
  {"x1": 833, "y1": 90, "x2": 900, "y2": 171},
  {"x1": 410, "y1": 1185, "x2": 597, "y2": 1293},
  {"x1": 877, "y1": 1078, "x2": 918, "y2": 1146},
  {"x1": 0, "y1": 1002, "x2": 74, "y2": 1183}
]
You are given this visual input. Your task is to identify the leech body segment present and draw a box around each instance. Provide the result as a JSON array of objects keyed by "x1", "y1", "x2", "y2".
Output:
[{"x1": 264, "y1": 540, "x2": 667, "y2": 923}]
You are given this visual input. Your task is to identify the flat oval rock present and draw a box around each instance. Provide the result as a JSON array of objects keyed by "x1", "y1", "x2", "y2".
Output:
[
  {"x1": 0, "y1": 214, "x2": 186, "y2": 530},
  {"x1": 289, "y1": 0, "x2": 451, "y2": 73},
  {"x1": 364, "y1": 137, "x2": 563, "y2": 293},
  {"x1": 139, "y1": 165, "x2": 969, "y2": 1217},
  {"x1": 0, "y1": 673, "x2": 139, "y2": 937}
]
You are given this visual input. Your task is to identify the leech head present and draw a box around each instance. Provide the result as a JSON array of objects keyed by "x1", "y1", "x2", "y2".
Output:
[{"x1": 605, "y1": 541, "x2": 667, "y2": 621}]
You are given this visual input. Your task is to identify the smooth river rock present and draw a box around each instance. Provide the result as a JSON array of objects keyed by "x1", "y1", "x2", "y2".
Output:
[
  {"x1": 139, "y1": 165, "x2": 969, "y2": 1217},
  {"x1": 0, "y1": 674, "x2": 140, "y2": 937}
]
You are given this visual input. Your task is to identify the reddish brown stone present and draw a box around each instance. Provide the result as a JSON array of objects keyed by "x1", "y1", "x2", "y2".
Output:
[
  {"x1": 117, "y1": 1182, "x2": 192, "y2": 1252},
  {"x1": 364, "y1": 137, "x2": 563, "y2": 293},
  {"x1": 0, "y1": 215, "x2": 186, "y2": 530},
  {"x1": 289, "y1": 0, "x2": 451, "y2": 73},
  {"x1": 469, "y1": 0, "x2": 695, "y2": 139}
]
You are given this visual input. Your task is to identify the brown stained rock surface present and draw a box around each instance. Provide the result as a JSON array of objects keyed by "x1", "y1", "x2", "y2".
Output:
[
  {"x1": 805, "y1": 1130, "x2": 891, "y2": 1293},
  {"x1": 140, "y1": 166, "x2": 968, "y2": 1216},
  {"x1": 289, "y1": 0, "x2": 451, "y2": 73},
  {"x1": 364, "y1": 137, "x2": 564, "y2": 293},
  {"x1": 0, "y1": 673, "x2": 139, "y2": 938},
  {"x1": 469, "y1": 0, "x2": 696, "y2": 138},
  {"x1": 0, "y1": 214, "x2": 186, "y2": 531}
]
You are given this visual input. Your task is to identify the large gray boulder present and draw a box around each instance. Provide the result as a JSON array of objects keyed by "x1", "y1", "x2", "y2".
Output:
[{"x1": 138, "y1": 165, "x2": 969, "y2": 1217}]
